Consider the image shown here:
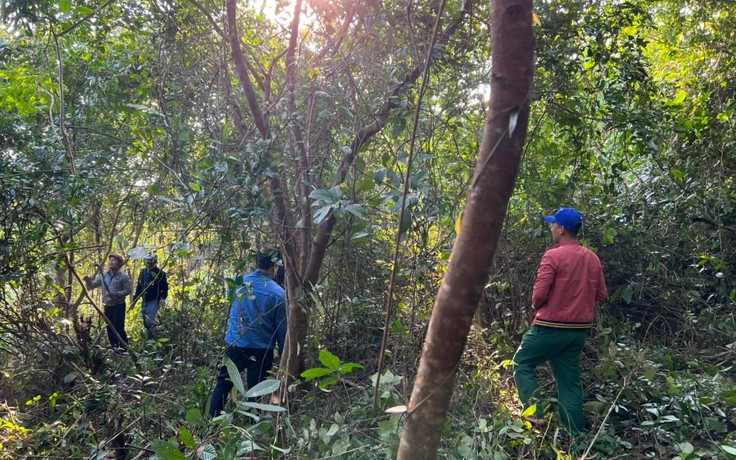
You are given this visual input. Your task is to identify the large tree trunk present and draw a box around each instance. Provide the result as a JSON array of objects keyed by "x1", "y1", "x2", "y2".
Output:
[{"x1": 397, "y1": 1, "x2": 535, "y2": 458}]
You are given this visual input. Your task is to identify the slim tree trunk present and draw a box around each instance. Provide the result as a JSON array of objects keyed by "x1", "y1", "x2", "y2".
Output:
[{"x1": 397, "y1": 1, "x2": 535, "y2": 458}]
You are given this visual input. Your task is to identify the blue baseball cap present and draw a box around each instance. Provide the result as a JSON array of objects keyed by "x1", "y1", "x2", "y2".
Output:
[{"x1": 544, "y1": 207, "x2": 582, "y2": 232}]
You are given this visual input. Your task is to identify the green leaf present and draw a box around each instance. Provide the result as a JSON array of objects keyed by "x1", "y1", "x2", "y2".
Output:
[
  {"x1": 344, "y1": 204, "x2": 364, "y2": 219},
  {"x1": 355, "y1": 178, "x2": 374, "y2": 193},
  {"x1": 237, "y1": 401, "x2": 286, "y2": 412},
  {"x1": 313, "y1": 204, "x2": 333, "y2": 224},
  {"x1": 178, "y1": 427, "x2": 196, "y2": 450},
  {"x1": 668, "y1": 90, "x2": 687, "y2": 106},
  {"x1": 604, "y1": 227, "x2": 617, "y2": 244},
  {"x1": 721, "y1": 445, "x2": 736, "y2": 456},
  {"x1": 225, "y1": 358, "x2": 247, "y2": 397},
  {"x1": 76, "y1": 5, "x2": 93, "y2": 14},
  {"x1": 301, "y1": 367, "x2": 333, "y2": 381},
  {"x1": 720, "y1": 388, "x2": 736, "y2": 405},
  {"x1": 338, "y1": 362, "x2": 364, "y2": 375},
  {"x1": 151, "y1": 440, "x2": 187, "y2": 460},
  {"x1": 309, "y1": 186, "x2": 342, "y2": 205},
  {"x1": 240, "y1": 439, "x2": 262, "y2": 454},
  {"x1": 386, "y1": 169, "x2": 402, "y2": 188},
  {"x1": 622, "y1": 285, "x2": 633, "y2": 304},
  {"x1": 457, "y1": 435, "x2": 474, "y2": 458},
  {"x1": 185, "y1": 408, "x2": 205, "y2": 426},
  {"x1": 319, "y1": 349, "x2": 341, "y2": 370},
  {"x1": 319, "y1": 376, "x2": 339, "y2": 389},
  {"x1": 244, "y1": 379, "x2": 280, "y2": 398},
  {"x1": 197, "y1": 443, "x2": 216, "y2": 460},
  {"x1": 351, "y1": 232, "x2": 371, "y2": 241},
  {"x1": 584, "y1": 400, "x2": 605, "y2": 414},
  {"x1": 60, "y1": 0, "x2": 72, "y2": 13}
]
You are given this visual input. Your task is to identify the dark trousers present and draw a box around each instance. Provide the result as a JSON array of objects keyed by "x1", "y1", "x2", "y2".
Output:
[
  {"x1": 209, "y1": 347, "x2": 274, "y2": 417},
  {"x1": 104, "y1": 303, "x2": 128, "y2": 348}
]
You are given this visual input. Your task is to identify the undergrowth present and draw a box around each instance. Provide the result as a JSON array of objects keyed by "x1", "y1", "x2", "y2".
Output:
[{"x1": 1, "y1": 300, "x2": 735, "y2": 459}]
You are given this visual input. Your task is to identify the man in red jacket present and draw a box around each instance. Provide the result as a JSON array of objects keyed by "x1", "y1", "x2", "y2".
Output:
[{"x1": 514, "y1": 207, "x2": 607, "y2": 435}]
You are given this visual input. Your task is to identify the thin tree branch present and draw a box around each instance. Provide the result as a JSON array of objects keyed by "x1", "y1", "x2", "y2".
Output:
[
  {"x1": 51, "y1": 32, "x2": 76, "y2": 173},
  {"x1": 302, "y1": 0, "x2": 473, "y2": 288},
  {"x1": 374, "y1": 0, "x2": 449, "y2": 408},
  {"x1": 57, "y1": 0, "x2": 115, "y2": 37},
  {"x1": 226, "y1": 0, "x2": 270, "y2": 138}
]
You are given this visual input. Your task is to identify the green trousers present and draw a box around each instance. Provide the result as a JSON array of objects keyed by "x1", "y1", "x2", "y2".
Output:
[{"x1": 513, "y1": 325, "x2": 588, "y2": 434}]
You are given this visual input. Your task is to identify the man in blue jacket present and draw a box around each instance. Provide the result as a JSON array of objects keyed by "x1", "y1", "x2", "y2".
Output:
[{"x1": 209, "y1": 248, "x2": 288, "y2": 417}]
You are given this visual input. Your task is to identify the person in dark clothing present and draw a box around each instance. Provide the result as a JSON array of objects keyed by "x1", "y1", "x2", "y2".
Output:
[
  {"x1": 84, "y1": 253, "x2": 132, "y2": 348},
  {"x1": 209, "y1": 248, "x2": 287, "y2": 418},
  {"x1": 132, "y1": 253, "x2": 169, "y2": 339}
]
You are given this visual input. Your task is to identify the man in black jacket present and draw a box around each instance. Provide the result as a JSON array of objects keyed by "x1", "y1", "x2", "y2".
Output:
[{"x1": 133, "y1": 253, "x2": 169, "y2": 339}]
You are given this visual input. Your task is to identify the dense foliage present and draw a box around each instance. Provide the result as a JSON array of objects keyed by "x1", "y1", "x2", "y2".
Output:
[{"x1": 1, "y1": 0, "x2": 735, "y2": 458}]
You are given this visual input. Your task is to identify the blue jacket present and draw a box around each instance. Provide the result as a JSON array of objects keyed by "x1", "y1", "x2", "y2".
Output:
[{"x1": 225, "y1": 271, "x2": 287, "y2": 351}]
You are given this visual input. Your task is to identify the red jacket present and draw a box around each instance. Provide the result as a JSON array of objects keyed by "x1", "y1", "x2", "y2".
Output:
[{"x1": 532, "y1": 240, "x2": 607, "y2": 328}]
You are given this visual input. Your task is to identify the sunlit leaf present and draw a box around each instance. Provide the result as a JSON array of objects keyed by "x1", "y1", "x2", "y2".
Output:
[
  {"x1": 521, "y1": 404, "x2": 537, "y2": 417},
  {"x1": 532, "y1": 12, "x2": 542, "y2": 27},
  {"x1": 318, "y1": 349, "x2": 341, "y2": 370},
  {"x1": 301, "y1": 367, "x2": 333, "y2": 381},
  {"x1": 338, "y1": 362, "x2": 364, "y2": 375},
  {"x1": 668, "y1": 90, "x2": 687, "y2": 106}
]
